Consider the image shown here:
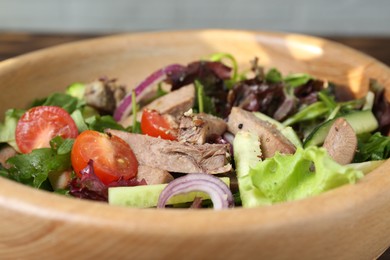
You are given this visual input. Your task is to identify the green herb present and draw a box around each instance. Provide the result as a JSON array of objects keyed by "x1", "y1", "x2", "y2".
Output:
[
  {"x1": 5, "y1": 137, "x2": 73, "y2": 189},
  {"x1": 195, "y1": 80, "x2": 205, "y2": 113},
  {"x1": 354, "y1": 132, "x2": 390, "y2": 162},
  {"x1": 194, "y1": 80, "x2": 216, "y2": 115},
  {"x1": 284, "y1": 73, "x2": 312, "y2": 88},
  {"x1": 131, "y1": 90, "x2": 142, "y2": 134},
  {"x1": 85, "y1": 115, "x2": 126, "y2": 133},
  {"x1": 265, "y1": 68, "x2": 283, "y2": 83},
  {"x1": 282, "y1": 102, "x2": 329, "y2": 126},
  {"x1": 42, "y1": 93, "x2": 84, "y2": 114},
  {"x1": 209, "y1": 52, "x2": 238, "y2": 82}
]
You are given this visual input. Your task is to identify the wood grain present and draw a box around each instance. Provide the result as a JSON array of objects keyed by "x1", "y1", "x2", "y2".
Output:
[
  {"x1": 0, "y1": 30, "x2": 389, "y2": 259},
  {"x1": 1, "y1": 33, "x2": 390, "y2": 66}
]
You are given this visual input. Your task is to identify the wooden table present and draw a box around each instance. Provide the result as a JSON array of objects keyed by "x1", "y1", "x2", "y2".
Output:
[
  {"x1": 0, "y1": 33, "x2": 390, "y2": 66},
  {"x1": 0, "y1": 32, "x2": 389, "y2": 259}
]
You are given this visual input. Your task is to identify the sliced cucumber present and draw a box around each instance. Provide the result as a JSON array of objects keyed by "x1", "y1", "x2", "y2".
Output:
[
  {"x1": 348, "y1": 160, "x2": 385, "y2": 175},
  {"x1": 303, "y1": 110, "x2": 378, "y2": 147},
  {"x1": 253, "y1": 112, "x2": 302, "y2": 147},
  {"x1": 108, "y1": 177, "x2": 230, "y2": 208},
  {"x1": 66, "y1": 82, "x2": 86, "y2": 99},
  {"x1": 233, "y1": 131, "x2": 270, "y2": 207},
  {"x1": 233, "y1": 131, "x2": 262, "y2": 179}
]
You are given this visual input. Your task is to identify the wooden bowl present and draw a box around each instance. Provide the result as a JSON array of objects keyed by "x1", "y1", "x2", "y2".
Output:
[{"x1": 0, "y1": 30, "x2": 389, "y2": 259}]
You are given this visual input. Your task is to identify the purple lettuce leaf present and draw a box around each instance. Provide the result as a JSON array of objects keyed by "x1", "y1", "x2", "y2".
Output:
[
  {"x1": 165, "y1": 61, "x2": 232, "y2": 117},
  {"x1": 370, "y1": 79, "x2": 390, "y2": 135}
]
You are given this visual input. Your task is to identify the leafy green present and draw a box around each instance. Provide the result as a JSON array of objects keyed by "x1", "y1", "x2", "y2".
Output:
[
  {"x1": 248, "y1": 146, "x2": 363, "y2": 205},
  {"x1": 85, "y1": 115, "x2": 126, "y2": 133},
  {"x1": 71, "y1": 109, "x2": 89, "y2": 132},
  {"x1": 282, "y1": 102, "x2": 329, "y2": 126},
  {"x1": 41, "y1": 93, "x2": 84, "y2": 114},
  {"x1": 354, "y1": 132, "x2": 390, "y2": 162},
  {"x1": 5, "y1": 137, "x2": 73, "y2": 189},
  {"x1": 0, "y1": 109, "x2": 25, "y2": 151},
  {"x1": 209, "y1": 52, "x2": 239, "y2": 85},
  {"x1": 265, "y1": 68, "x2": 283, "y2": 83},
  {"x1": 0, "y1": 164, "x2": 9, "y2": 178},
  {"x1": 284, "y1": 73, "x2": 312, "y2": 88},
  {"x1": 131, "y1": 90, "x2": 142, "y2": 134},
  {"x1": 233, "y1": 131, "x2": 363, "y2": 207},
  {"x1": 194, "y1": 80, "x2": 216, "y2": 115}
]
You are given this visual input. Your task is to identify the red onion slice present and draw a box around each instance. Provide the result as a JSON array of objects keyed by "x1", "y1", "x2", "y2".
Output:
[
  {"x1": 157, "y1": 173, "x2": 234, "y2": 210},
  {"x1": 113, "y1": 64, "x2": 185, "y2": 121},
  {"x1": 222, "y1": 132, "x2": 234, "y2": 145}
]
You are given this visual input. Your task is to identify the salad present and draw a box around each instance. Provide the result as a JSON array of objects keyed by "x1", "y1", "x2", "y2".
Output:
[{"x1": 0, "y1": 53, "x2": 389, "y2": 210}]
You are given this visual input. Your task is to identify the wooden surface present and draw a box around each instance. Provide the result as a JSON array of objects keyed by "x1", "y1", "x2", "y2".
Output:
[
  {"x1": 0, "y1": 31, "x2": 390, "y2": 259},
  {"x1": 1, "y1": 33, "x2": 390, "y2": 67}
]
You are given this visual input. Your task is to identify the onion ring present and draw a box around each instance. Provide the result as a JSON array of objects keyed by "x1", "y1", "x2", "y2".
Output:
[
  {"x1": 157, "y1": 173, "x2": 234, "y2": 210},
  {"x1": 114, "y1": 64, "x2": 185, "y2": 121}
]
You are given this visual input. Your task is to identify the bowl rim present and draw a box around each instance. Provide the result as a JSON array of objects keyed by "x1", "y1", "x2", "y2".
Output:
[{"x1": 0, "y1": 29, "x2": 390, "y2": 237}]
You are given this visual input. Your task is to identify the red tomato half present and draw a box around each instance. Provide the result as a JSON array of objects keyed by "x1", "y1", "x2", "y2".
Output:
[
  {"x1": 71, "y1": 130, "x2": 138, "y2": 185},
  {"x1": 16, "y1": 106, "x2": 78, "y2": 154},
  {"x1": 141, "y1": 109, "x2": 177, "y2": 140}
]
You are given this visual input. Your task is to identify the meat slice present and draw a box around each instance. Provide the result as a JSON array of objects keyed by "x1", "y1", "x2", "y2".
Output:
[
  {"x1": 84, "y1": 78, "x2": 126, "y2": 114},
  {"x1": 0, "y1": 145, "x2": 17, "y2": 169},
  {"x1": 107, "y1": 130, "x2": 232, "y2": 174},
  {"x1": 178, "y1": 112, "x2": 227, "y2": 144},
  {"x1": 323, "y1": 118, "x2": 357, "y2": 165},
  {"x1": 137, "y1": 165, "x2": 174, "y2": 184},
  {"x1": 121, "y1": 85, "x2": 195, "y2": 127},
  {"x1": 227, "y1": 107, "x2": 296, "y2": 158}
]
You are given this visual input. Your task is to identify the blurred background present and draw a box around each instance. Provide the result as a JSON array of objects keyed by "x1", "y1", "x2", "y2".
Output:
[
  {"x1": 0, "y1": 0, "x2": 389, "y2": 35},
  {"x1": 0, "y1": 0, "x2": 389, "y2": 64}
]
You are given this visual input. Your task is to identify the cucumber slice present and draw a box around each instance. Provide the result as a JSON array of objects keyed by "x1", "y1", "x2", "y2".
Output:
[
  {"x1": 348, "y1": 160, "x2": 385, "y2": 175},
  {"x1": 233, "y1": 131, "x2": 270, "y2": 207},
  {"x1": 303, "y1": 110, "x2": 378, "y2": 147},
  {"x1": 108, "y1": 177, "x2": 230, "y2": 208},
  {"x1": 66, "y1": 82, "x2": 86, "y2": 99}
]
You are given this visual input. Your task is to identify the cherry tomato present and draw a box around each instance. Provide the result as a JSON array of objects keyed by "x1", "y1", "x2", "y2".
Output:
[
  {"x1": 16, "y1": 106, "x2": 78, "y2": 154},
  {"x1": 71, "y1": 130, "x2": 138, "y2": 185},
  {"x1": 141, "y1": 109, "x2": 177, "y2": 140}
]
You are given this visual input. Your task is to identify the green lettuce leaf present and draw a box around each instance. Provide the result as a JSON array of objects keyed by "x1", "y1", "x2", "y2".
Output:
[
  {"x1": 248, "y1": 146, "x2": 363, "y2": 205},
  {"x1": 233, "y1": 131, "x2": 364, "y2": 208}
]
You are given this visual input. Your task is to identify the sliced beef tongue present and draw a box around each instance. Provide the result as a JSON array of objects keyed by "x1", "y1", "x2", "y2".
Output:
[
  {"x1": 227, "y1": 107, "x2": 296, "y2": 158},
  {"x1": 84, "y1": 77, "x2": 126, "y2": 114},
  {"x1": 322, "y1": 117, "x2": 357, "y2": 165},
  {"x1": 136, "y1": 165, "x2": 174, "y2": 184},
  {"x1": 178, "y1": 111, "x2": 227, "y2": 144},
  {"x1": 0, "y1": 145, "x2": 17, "y2": 169},
  {"x1": 120, "y1": 85, "x2": 195, "y2": 127},
  {"x1": 107, "y1": 130, "x2": 232, "y2": 174}
]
